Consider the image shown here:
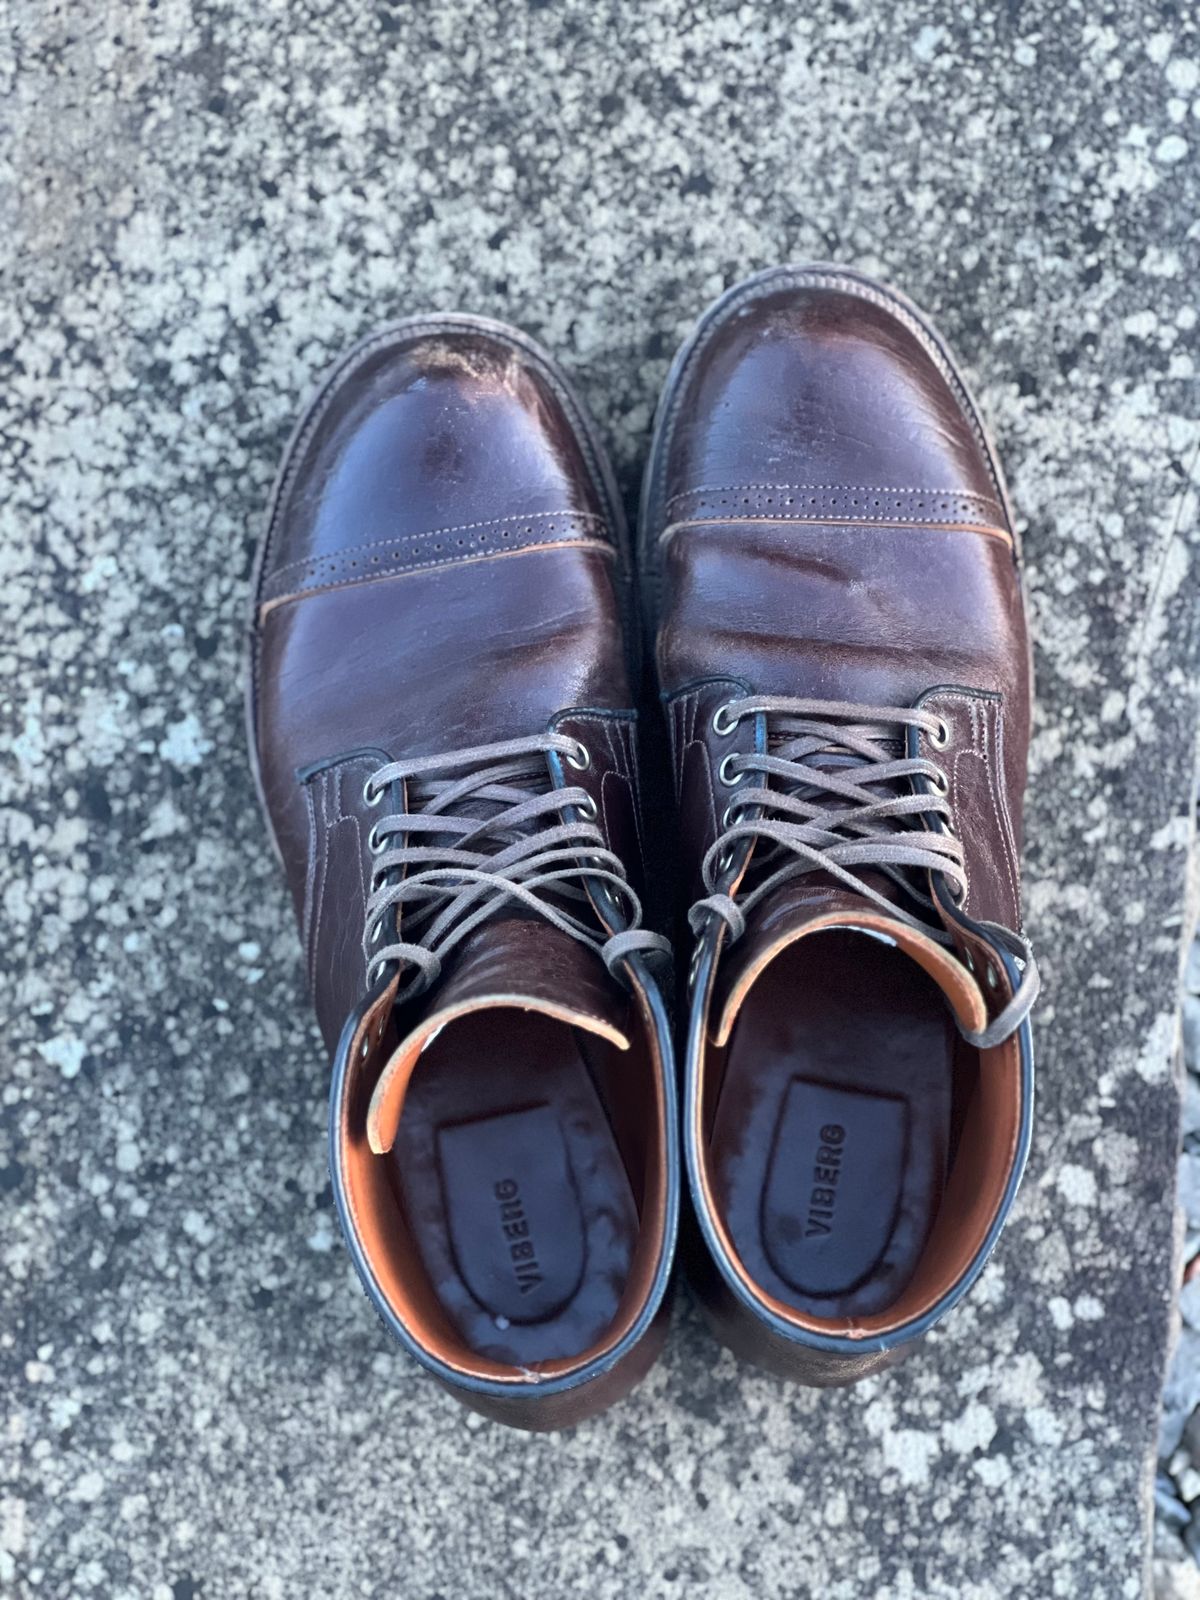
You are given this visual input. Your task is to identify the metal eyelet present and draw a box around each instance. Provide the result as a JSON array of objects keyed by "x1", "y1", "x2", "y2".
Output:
[
  {"x1": 711, "y1": 703, "x2": 738, "y2": 737},
  {"x1": 565, "y1": 742, "x2": 590, "y2": 771},
  {"x1": 949, "y1": 878, "x2": 967, "y2": 903},
  {"x1": 932, "y1": 770, "x2": 949, "y2": 795},
  {"x1": 368, "y1": 823, "x2": 387, "y2": 854},
  {"x1": 576, "y1": 794, "x2": 598, "y2": 821},
  {"x1": 930, "y1": 718, "x2": 950, "y2": 750},
  {"x1": 718, "y1": 753, "x2": 747, "y2": 787},
  {"x1": 368, "y1": 919, "x2": 384, "y2": 945},
  {"x1": 985, "y1": 963, "x2": 999, "y2": 990},
  {"x1": 962, "y1": 945, "x2": 975, "y2": 973},
  {"x1": 359, "y1": 1036, "x2": 370, "y2": 1060},
  {"x1": 362, "y1": 779, "x2": 384, "y2": 807},
  {"x1": 721, "y1": 803, "x2": 740, "y2": 830}
]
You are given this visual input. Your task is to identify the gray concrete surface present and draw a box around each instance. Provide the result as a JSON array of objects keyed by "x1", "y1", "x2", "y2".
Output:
[
  {"x1": 3, "y1": 3, "x2": 1199, "y2": 1597},
  {"x1": 1158, "y1": 929, "x2": 1200, "y2": 1591}
]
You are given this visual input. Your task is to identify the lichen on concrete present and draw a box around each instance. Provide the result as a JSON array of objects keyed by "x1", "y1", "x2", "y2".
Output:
[{"x1": 2, "y1": 3, "x2": 1198, "y2": 1598}]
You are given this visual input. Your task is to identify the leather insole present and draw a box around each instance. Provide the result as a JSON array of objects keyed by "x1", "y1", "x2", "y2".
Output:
[
  {"x1": 387, "y1": 1011, "x2": 637, "y2": 1366},
  {"x1": 710, "y1": 929, "x2": 954, "y2": 1318}
]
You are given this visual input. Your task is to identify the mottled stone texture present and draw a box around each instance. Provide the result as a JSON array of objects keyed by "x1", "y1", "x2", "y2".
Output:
[{"x1": 2, "y1": 2, "x2": 1198, "y2": 1597}]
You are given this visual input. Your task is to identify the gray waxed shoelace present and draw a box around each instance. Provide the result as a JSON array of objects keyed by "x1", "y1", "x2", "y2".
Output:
[
  {"x1": 360, "y1": 732, "x2": 669, "y2": 1004},
  {"x1": 690, "y1": 696, "x2": 1039, "y2": 1049}
]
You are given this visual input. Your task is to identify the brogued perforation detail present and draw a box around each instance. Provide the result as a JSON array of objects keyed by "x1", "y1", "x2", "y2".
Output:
[
  {"x1": 260, "y1": 510, "x2": 612, "y2": 609},
  {"x1": 661, "y1": 483, "x2": 1009, "y2": 533}
]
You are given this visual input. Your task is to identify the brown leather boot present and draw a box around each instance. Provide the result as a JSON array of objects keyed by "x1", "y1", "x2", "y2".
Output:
[
  {"x1": 248, "y1": 316, "x2": 678, "y2": 1428},
  {"x1": 641, "y1": 265, "x2": 1038, "y2": 1384}
]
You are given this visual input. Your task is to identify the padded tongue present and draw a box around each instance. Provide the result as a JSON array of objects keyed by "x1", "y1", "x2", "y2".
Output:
[
  {"x1": 711, "y1": 883, "x2": 988, "y2": 1048},
  {"x1": 366, "y1": 917, "x2": 631, "y2": 1154}
]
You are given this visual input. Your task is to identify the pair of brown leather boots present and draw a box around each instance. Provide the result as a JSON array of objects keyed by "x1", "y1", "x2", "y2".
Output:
[{"x1": 248, "y1": 264, "x2": 1038, "y2": 1430}]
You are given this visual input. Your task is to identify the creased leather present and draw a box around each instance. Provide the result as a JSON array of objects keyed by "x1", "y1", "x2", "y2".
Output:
[
  {"x1": 250, "y1": 317, "x2": 677, "y2": 1429},
  {"x1": 647, "y1": 265, "x2": 1034, "y2": 1377}
]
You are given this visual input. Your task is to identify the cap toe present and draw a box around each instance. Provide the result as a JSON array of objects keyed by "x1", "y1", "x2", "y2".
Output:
[{"x1": 661, "y1": 274, "x2": 1006, "y2": 526}]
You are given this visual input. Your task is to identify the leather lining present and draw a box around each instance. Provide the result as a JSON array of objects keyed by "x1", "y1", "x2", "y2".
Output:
[
  {"x1": 714, "y1": 909, "x2": 987, "y2": 1047},
  {"x1": 694, "y1": 924, "x2": 1022, "y2": 1338},
  {"x1": 367, "y1": 992, "x2": 630, "y2": 1156},
  {"x1": 335, "y1": 977, "x2": 669, "y2": 1382}
]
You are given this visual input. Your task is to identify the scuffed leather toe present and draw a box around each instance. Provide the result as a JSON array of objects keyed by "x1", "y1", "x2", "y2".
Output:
[
  {"x1": 658, "y1": 268, "x2": 1009, "y2": 534},
  {"x1": 259, "y1": 320, "x2": 612, "y2": 608}
]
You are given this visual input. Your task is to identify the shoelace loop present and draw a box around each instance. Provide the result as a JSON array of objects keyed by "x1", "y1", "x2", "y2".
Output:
[
  {"x1": 361, "y1": 731, "x2": 669, "y2": 1003},
  {"x1": 689, "y1": 696, "x2": 1038, "y2": 1046}
]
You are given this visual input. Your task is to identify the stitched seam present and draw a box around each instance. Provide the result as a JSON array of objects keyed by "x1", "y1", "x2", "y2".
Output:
[
  {"x1": 666, "y1": 481, "x2": 1005, "y2": 500},
  {"x1": 309, "y1": 777, "x2": 331, "y2": 995},
  {"x1": 672, "y1": 693, "x2": 697, "y2": 800},
  {"x1": 347, "y1": 813, "x2": 367, "y2": 935},
  {"x1": 658, "y1": 517, "x2": 1013, "y2": 544},
  {"x1": 926, "y1": 691, "x2": 985, "y2": 908},
  {"x1": 259, "y1": 539, "x2": 615, "y2": 613},
  {"x1": 262, "y1": 525, "x2": 607, "y2": 601},
  {"x1": 685, "y1": 736, "x2": 721, "y2": 841},
  {"x1": 621, "y1": 716, "x2": 647, "y2": 870},
  {"x1": 259, "y1": 320, "x2": 618, "y2": 608},
  {"x1": 949, "y1": 746, "x2": 977, "y2": 908},
  {"x1": 649, "y1": 268, "x2": 1010, "y2": 546},
  {"x1": 562, "y1": 711, "x2": 639, "y2": 870},
  {"x1": 991, "y1": 704, "x2": 1022, "y2": 912},
  {"x1": 302, "y1": 783, "x2": 319, "y2": 962},
  {"x1": 664, "y1": 488, "x2": 1005, "y2": 524},
  {"x1": 599, "y1": 770, "x2": 630, "y2": 877},
  {"x1": 605, "y1": 716, "x2": 647, "y2": 875},
  {"x1": 935, "y1": 689, "x2": 1020, "y2": 923},
  {"x1": 265, "y1": 510, "x2": 610, "y2": 582},
  {"x1": 983, "y1": 705, "x2": 1022, "y2": 921}
]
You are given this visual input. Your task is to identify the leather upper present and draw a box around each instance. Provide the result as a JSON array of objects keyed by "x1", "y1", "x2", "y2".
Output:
[
  {"x1": 645, "y1": 265, "x2": 1035, "y2": 1366},
  {"x1": 248, "y1": 317, "x2": 677, "y2": 1425},
  {"x1": 251, "y1": 319, "x2": 637, "y2": 1046},
  {"x1": 652, "y1": 271, "x2": 1031, "y2": 833}
]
